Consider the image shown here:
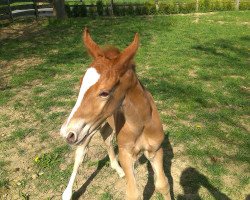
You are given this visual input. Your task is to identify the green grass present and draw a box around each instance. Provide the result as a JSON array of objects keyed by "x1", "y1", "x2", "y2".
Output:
[
  {"x1": 100, "y1": 192, "x2": 113, "y2": 200},
  {"x1": 10, "y1": 128, "x2": 35, "y2": 140},
  {"x1": 0, "y1": 11, "x2": 249, "y2": 199},
  {"x1": 0, "y1": 160, "x2": 9, "y2": 189},
  {"x1": 35, "y1": 145, "x2": 69, "y2": 169}
]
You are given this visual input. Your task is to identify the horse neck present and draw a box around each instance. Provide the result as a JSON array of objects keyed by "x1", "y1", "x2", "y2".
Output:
[{"x1": 121, "y1": 76, "x2": 152, "y2": 127}]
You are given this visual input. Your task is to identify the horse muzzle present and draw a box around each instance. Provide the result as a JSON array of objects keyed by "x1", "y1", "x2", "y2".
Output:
[{"x1": 60, "y1": 119, "x2": 103, "y2": 145}]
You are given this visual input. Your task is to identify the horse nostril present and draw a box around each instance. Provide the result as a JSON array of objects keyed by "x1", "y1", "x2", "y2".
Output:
[{"x1": 66, "y1": 132, "x2": 77, "y2": 144}]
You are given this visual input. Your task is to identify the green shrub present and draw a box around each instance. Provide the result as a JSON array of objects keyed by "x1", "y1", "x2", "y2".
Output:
[
  {"x1": 205, "y1": 0, "x2": 211, "y2": 10},
  {"x1": 120, "y1": 5, "x2": 126, "y2": 16},
  {"x1": 88, "y1": 3, "x2": 96, "y2": 18},
  {"x1": 145, "y1": 2, "x2": 157, "y2": 15},
  {"x1": 71, "y1": 4, "x2": 80, "y2": 17},
  {"x1": 200, "y1": 0, "x2": 211, "y2": 11},
  {"x1": 125, "y1": 4, "x2": 135, "y2": 16},
  {"x1": 158, "y1": 3, "x2": 178, "y2": 15},
  {"x1": 113, "y1": 4, "x2": 128, "y2": 16},
  {"x1": 186, "y1": 2, "x2": 196, "y2": 12},
  {"x1": 134, "y1": 5, "x2": 141, "y2": 15},
  {"x1": 134, "y1": 5, "x2": 147, "y2": 15},
  {"x1": 65, "y1": 5, "x2": 71, "y2": 17},
  {"x1": 105, "y1": 6, "x2": 111, "y2": 16},
  {"x1": 171, "y1": 3, "x2": 179, "y2": 14},
  {"x1": 179, "y1": 3, "x2": 196, "y2": 13},
  {"x1": 79, "y1": 4, "x2": 87, "y2": 17},
  {"x1": 159, "y1": 3, "x2": 171, "y2": 14},
  {"x1": 222, "y1": 0, "x2": 234, "y2": 11},
  {"x1": 66, "y1": 0, "x2": 244, "y2": 18},
  {"x1": 66, "y1": 3, "x2": 87, "y2": 18},
  {"x1": 239, "y1": 1, "x2": 250, "y2": 10},
  {"x1": 210, "y1": 0, "x2": 223, "y2": 11},
  {"x1": 113, "y1": 4, "x2": 120, "y2": 16},
  {"x1": 96, "y1": 0, "x2": 104, "y2": 16}
]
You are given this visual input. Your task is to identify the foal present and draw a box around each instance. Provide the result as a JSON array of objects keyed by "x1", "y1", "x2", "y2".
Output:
[{"x1": 60, "y1": 28, "x2": 171, "y2": 200}]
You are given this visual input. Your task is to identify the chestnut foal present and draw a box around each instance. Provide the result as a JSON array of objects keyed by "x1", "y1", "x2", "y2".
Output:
[{"x1": 60, "y1": 28, "x2": 171, "y2": 200}]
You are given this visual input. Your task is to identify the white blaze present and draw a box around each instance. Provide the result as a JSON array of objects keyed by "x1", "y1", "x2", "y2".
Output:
[{"x1": 66, "y1": 67, "x2": 100, "y2": 126}]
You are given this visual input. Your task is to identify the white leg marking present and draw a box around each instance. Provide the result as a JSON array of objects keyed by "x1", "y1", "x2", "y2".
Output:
[
  {"x1": 111, "y1": 159, "x2": 125, "y2": 178},
  {"x1": 62, "y1": 146, "x2": 87, "y2": 200}
]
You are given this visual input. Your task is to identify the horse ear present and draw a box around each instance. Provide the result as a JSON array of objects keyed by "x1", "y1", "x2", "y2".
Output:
[
  {"x1": 83, "y1": 28, "x2": 104, "y2": 58},
  {"x1": 116, "y1": 33, "x2": 139, "y2": 69}
]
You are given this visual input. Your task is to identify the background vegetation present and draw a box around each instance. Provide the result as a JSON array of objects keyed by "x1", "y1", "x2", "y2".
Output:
[{"x1": 65, "y1": 0, "x2": 249, "y2": 17}]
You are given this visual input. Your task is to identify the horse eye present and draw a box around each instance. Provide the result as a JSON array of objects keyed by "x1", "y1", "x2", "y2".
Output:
[{"x1": 99, "y1": 91, "x2": 110, "y2": 98}]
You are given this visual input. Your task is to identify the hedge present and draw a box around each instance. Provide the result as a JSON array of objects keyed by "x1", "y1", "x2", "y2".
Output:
[{"x1": 65, "y1": 0, "x2": 250, "y2": 17}]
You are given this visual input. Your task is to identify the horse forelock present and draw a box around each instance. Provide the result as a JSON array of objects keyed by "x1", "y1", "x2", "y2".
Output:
[
  {"x1": 90, "y1": 45, "x2": 135, "y2": 76},
  {"x1": 102, "y1": 46, "x2": 121, "y2": 60}
]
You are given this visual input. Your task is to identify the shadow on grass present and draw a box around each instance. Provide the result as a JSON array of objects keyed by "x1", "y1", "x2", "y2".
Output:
[
  {"x1": 139, "y1": 134, "x2": 233, "y2": 200},
  {"x1": 192, "y1": 37, "x2": 249, "y2": 69},
  {"x1": 177, "y1": 167, "x2": 231, "y2": 200},
  {"x1": 72, "y1": 155, "x2": 110, "y2": 200}
]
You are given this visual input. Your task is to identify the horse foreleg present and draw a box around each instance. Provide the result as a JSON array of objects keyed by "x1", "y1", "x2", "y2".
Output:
[
  {"x1": 100, "y1": 123, "x2": 125, "y2": 178},
  {"x1": 119, "y1": 148, "x2": 139, "y2": 200},
  {"x1": 145, "y1": 148, "x2": 171, "y2": 200},
  {"x1": 62, "y1": 145, "x2": 87, "y2": 200}
]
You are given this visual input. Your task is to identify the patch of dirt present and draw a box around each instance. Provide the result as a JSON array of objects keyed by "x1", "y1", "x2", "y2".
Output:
[
  {"x1": 238, "y1": 115, "x2": 250, "y2": 132},
  {"x1": 0, "y1": 57, "x2": 44, "y2": 90},
  {"x1": 210, "y1": 137, "x2": 238, "y2": 158},
  {"x1": 217, "y1": 20, "x2": 225, "y2": 24},
  {"x1": 1, "y1": 129, "x2": 65, "y2": 199},
  {"x1": 0, "y1": 20, "x2": 45, "y2": 40},
  {"x1": 219, "y1": 122, "x2": 232, "y2": 133},
  {"x1": 0, "y1": 106, "x2": 36, "y2": 137},
  {"x1": 193, "y1": 18, "x2": 200, "y2": 23},
  {"x1": 49, "y1": 49, "x2": 59, "y2": 55},
  {"x1": 207, "y1": 107, "x2": 220, "y2": 113},
  {"x1": 228, "y1": 75, "x2": 245, "y2": 79},
  {"x1": 205, "y1": 19, "x2": 250, "y2": 27},
  {"x1": 178, "y1": 12, "x2": 215, "y2": 17},
  {"x1": 221, "y1": 175, "x2": 239, "y2": 188},
  {"x1": 226, "y1": 162, "x2": 250, "y2": 195},
  {"x1": 240, "y1": 86, "x2": 250, "y2": 94},
  {"x1": 188, "y1": 69, "x2": 198, "y2": 78},
  {"x1": 193, "y1": 12, "x2": 215, "y2": 16},
  {"x1": 161, "y1": 109, "x2": 177, "y2": 117},
  {"x1": 178, "y1": 118, "x2": 204, "y2": 129},
  {"x1": 240, "y1": 21, "x2": 250, "y2": 25},
  {"x1": 0, "y1": 57, "x2": 44, "y2": 72},
  {"x1": 179, "y1": 119, "x2": 192, "y2": 127},
  {"x1": 187, "y1": 114, "x2": 196, "y2": 120}
]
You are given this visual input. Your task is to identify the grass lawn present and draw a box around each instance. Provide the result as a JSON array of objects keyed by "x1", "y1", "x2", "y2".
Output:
[{"x1": 0, "y1": 11, "x2": 249, "y2": 200}]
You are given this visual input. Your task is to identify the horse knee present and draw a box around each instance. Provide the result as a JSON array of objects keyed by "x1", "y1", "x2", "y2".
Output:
[{"x1": 155, "y1": 177, "x2": 170, "y2": 194}]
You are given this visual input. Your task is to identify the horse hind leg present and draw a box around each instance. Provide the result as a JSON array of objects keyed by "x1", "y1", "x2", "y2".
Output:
[
  {"x1": 144, "y1": 148, "x2": 171, "y2": 200},
  {"x1": 100, "y1": 122, "x2": 125, "y2": 178}
]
